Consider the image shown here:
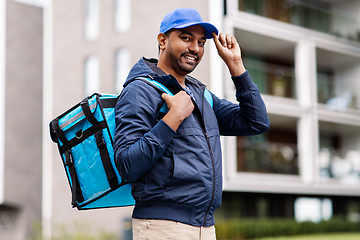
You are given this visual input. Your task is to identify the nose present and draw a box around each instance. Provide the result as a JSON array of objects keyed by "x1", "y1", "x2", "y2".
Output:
[{"x1": 188, "y1": 41, "x2": 200, "y2": 54}]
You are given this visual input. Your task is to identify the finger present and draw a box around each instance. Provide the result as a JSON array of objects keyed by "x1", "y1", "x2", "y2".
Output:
[
  {"x1": 218, "y1": 32, "x2": 226, "y2": 47},
  {"x1": 212, "y1": 33, "x2": 224, "y2": 52},
  {"x1": 212, "y1": 32, "x2": 223, "y2": 48},
  {"x1": 213, "y1": 32, "x2": 221, "y2": 47},
  {"x1": 212, "y1": 32, "x2": 219, "y2": 44},
  {"x1": 226, "y1": 34, "x2": 232, "y2": 48},
  {"x1": 214, "y1": 32, "x2": 226, "y2": 47},
  {"x1": 182, "y1": 92, "x2": 193, "y2": 103},
  {"x1": 161, "y1": 93, "x2": 170, "y2": 101},
  {"x1": 230, "y1": 36, "x2": 238, "y2": 48},
  {"x1": 178, "y1": 91, "x2": 193, "y2": 104},
  {"x1": 231, "y1": 36, "x2": 237, "y2": 45},
  {"x1": 175, "y1": 90, "x2": 187, "y2": 97}
]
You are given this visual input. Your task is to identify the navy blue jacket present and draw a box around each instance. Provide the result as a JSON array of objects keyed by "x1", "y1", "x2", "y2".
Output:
[{"x1": 114, "y1": 57, "x2": 270, "y2": 227}]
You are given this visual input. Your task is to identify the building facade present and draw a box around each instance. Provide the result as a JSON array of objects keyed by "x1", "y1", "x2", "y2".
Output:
[
  {"x1": 218, "y1": 0, "x2": 360, "y2": 223},
  {"x1": 0, "y1": 1, "x2": 43, "y2": 239}
]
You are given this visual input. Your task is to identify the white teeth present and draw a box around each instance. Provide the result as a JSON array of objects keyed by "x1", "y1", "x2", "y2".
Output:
[{"x1": 185, "y1": 56, "x2": 195, "y2": 61}]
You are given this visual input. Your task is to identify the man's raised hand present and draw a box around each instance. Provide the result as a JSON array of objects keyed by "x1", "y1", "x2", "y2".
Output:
[{"x1": 212, "y1": 32, "x2": 246, "y2": 77}]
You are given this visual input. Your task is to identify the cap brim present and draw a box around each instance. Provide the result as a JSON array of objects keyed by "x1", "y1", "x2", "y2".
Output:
[{"x1": 173, "y1": 22, "x2": 218, "y2": 39}]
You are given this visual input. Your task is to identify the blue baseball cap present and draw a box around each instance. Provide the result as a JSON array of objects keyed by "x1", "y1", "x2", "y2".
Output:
[{"x1": 159, "y1": 8, "x2": 218, "y2": 39}]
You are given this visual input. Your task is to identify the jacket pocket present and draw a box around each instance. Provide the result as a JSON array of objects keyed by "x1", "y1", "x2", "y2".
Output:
[
  {"x1": 145, "y1": 149, "x2": 174, "y2": 192},
  {"x1": 164, "y1": 151, "x2": 209, "y2": 205}
]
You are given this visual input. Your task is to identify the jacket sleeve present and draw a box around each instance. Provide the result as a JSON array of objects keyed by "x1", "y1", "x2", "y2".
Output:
[
  {"x1": 213, "y1": 70, "x2": 270, "y2": 136},
  {"x1": 113, "y1": 81, "x2": 176, "y2": 182}
]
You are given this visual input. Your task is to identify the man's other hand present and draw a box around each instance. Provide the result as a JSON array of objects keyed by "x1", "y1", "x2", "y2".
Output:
[{"x1": 161, "y1": 91, "x2": 194, "y2": 131}]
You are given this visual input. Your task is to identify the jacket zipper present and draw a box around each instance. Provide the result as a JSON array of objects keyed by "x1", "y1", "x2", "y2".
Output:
[
  {"x1": 169, "y1": 80, "x2": 216, "y2": 226},
  {"x1": 201, "y1": 88, "x2": 216, "y2": 227}
]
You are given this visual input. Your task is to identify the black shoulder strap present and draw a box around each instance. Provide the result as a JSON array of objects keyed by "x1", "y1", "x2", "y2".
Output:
[
  {"x1": 65, "y1": 150, "x2": 84, "y2": 207},
  {"x1": 81, "y1": 95, "x2": 118, "y2": 190}
]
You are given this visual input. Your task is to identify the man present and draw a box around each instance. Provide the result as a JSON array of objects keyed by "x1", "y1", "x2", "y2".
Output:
[{"x1": 114, "y1": 8, "x2": 270, "y2": 240}]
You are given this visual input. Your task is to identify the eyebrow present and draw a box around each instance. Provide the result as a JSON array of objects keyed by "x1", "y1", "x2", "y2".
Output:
[{"x1": 179, "y1": 30, "x2": 206, "y2": 41}]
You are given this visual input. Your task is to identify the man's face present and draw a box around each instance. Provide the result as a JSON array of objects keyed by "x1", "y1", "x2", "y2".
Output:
[{"x1": 164, "y1": 25, "x2": 206, "y2": 75}]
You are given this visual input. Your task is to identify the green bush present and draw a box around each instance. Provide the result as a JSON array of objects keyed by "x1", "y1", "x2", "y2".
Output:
[
  {"x1": 215, "y1": 217, "x2": 360, "y2": 240},
  {"x1": 28, "y1": 222, "x2": 119, "y2": 240}
]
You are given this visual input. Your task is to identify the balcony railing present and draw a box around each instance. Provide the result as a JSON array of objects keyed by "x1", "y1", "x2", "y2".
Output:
[
  {"x1": 243, "y1": 57, "x2": 296, "y2": 99},
  {"x1": 317, "y1": 72, "x2": 360, "y2": 111},
  {"x1": 238, "y1": 0, "x2": 360, "y2": 43},
  {"x1": 237, "y1": 135, "x2": 299, "y2": 175}
]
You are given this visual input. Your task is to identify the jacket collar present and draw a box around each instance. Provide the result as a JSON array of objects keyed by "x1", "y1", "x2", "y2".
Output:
[{"x1": 124, "y1": 57, "x2": 205, "y2": 92}]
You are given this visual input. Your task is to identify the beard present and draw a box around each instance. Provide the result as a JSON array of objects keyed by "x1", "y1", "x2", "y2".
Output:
[{"x1": 169, "y1": 50, "x2": 200, "y2": 74}]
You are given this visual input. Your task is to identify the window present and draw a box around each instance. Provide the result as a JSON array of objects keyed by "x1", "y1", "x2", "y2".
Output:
[
  {"x1": 316, "y1": 48, "x2": 360, "y2": 112},
  {"x1": 115, "y1": 48, "x2": 130, "y2": 93},
  {"x1": 115, "y1": 0, "x2": 131, "y2": 33},
  {"x1": 318, "y1": 121, "x2": 360, "y2": 185},
  {"x1": 235, "y1": 28, "x2": 296, "y2": 99},
  {"x1": 84, "y1": 0, "x2": 99, "y2": 41},
  {"x1": 84, "y1": 56, "x2": 99, "y2": 96},
  {"x1": 294, "y1": 197, "x2": 332, "y2": 223},
  {"x1": 237, "y1": 115, "x2": 299, "y2": 175},
  {"x1": 238, "y1": 0, "x2": 360, "y2": 43}
]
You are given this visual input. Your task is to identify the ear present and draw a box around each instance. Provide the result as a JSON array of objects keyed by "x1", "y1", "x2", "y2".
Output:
[{"x1": 157, "y1": 33, "x2": 167, "y2": 51}]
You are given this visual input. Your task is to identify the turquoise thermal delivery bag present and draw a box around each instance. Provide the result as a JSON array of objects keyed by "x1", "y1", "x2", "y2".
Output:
[{"x1": 49, "y1": 77, "x2": 213, "y2": 210}]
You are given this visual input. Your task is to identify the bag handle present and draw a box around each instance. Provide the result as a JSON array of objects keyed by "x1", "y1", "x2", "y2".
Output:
[{"x1": 80, "y1": 94, "x2": 100, "y2": 126}]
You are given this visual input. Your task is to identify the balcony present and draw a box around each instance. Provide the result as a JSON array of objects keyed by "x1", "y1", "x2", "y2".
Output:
[
  {"x1": 319, "y1": 121, "x2": 360, "y2": 185},
  {"x1": 238, "y1": 0, "x2": 360, "y2": 43},
  {"x1": 237, "y1": 115, "x2": 299, "y2": 175},
  {"x1": 317, "y1": 47, "x2": 360, "y2": 113}
]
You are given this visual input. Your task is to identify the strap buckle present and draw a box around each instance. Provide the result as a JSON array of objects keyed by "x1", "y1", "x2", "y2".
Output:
[
  {"x1": 95, "y1": 131, "x2": 106, "y2": 149},
  {"x1": 65, "y1": 150, "x2": 73, "y2": 166}
]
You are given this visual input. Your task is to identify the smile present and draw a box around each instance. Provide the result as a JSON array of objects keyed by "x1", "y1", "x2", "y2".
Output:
[{"x1": 183, "y1": 55, "x2": 197, "y2": 62}]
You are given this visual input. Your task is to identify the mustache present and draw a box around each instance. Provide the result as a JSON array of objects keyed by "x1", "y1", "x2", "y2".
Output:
[{"x1": 181, "y1": 52, "x2": 199, "y2": 61}]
